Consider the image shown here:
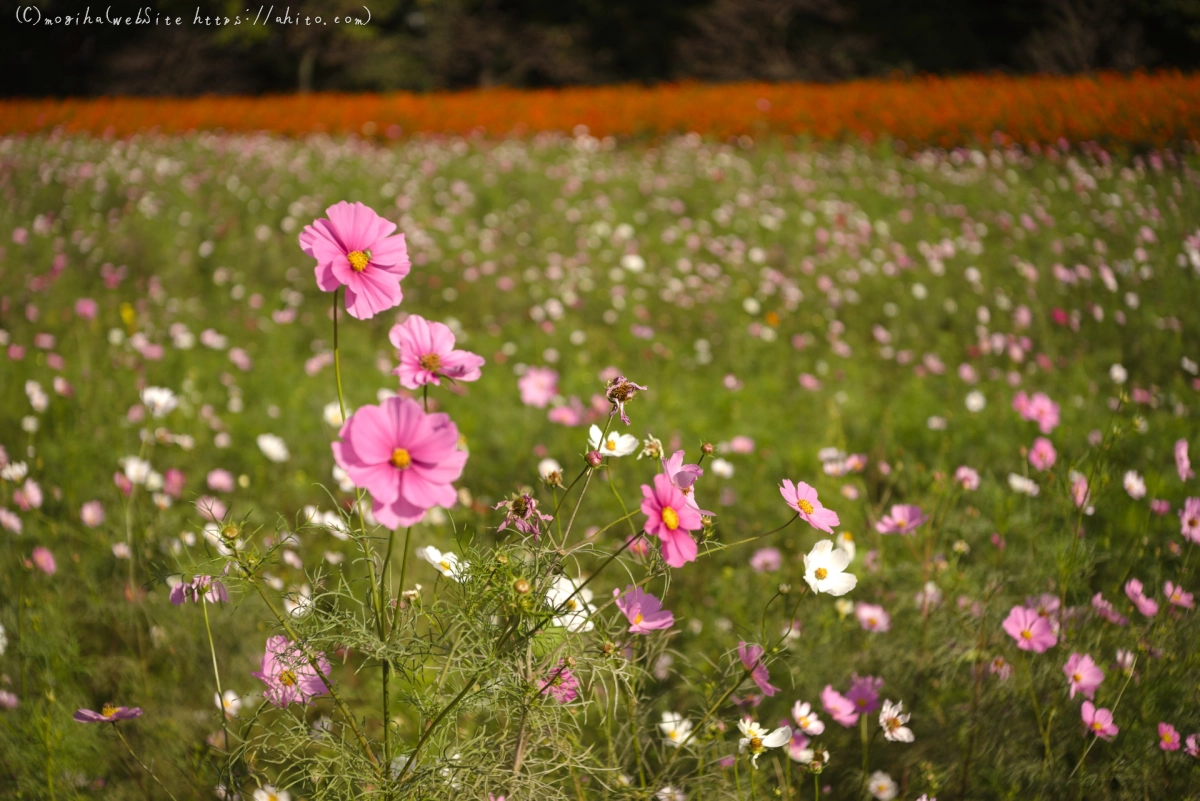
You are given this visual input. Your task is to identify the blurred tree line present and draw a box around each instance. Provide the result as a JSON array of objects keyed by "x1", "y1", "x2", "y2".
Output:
[{"x1": 5, "y1": 0, "x2": 1200, "y2": 96}]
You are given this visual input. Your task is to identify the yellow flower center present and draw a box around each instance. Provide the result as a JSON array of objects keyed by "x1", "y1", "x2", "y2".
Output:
[
  {"x1": 279, "y1": 669, "x2": 298, "y2": 687},
  {"x1": 843, "y1": 532, "x2": 854, "y2": 541},
  {"x1": 605, "y1": 438, "x2": 618, "y2": 451},
  {"x1": 885, "y1": 718, "x2": 900, "y2": 731},
  {"x1": 634, "y1": 613, "x2": 644, "y2": 625},
  {"x1": 1021, "y1": 629, "x2": 1033, "y2": 640},
  {"x1": 662, "y1": 507, "x2": 680, "y2": 530},
  {"x1": 391, "y1": 448, "x2": 412, "y2": 469},
  {"x1": 1092, "y1": 721, "x2": 1103, "y2": 731},
  {"x1": 419, "y1": 353, "x2": 442, "y2": 372},
  {"x1": 439, "y1": 560, "x2": 453, "y2": 572},
  {"x1": 1073, "y1": 672, "x2": 1082, "y2": 682},
  {"x1": 797, "y1": 499, "x2": 815, "y2": 514},
  {"x1": 347, "y1": 250, "x2": 370, "y2": 272},
  {"x1": 814, "y1": 567, "x2": 828, "y2": 580},
  {"x1": 101, "y1": 703, "x2": 117, "y2": 718}
]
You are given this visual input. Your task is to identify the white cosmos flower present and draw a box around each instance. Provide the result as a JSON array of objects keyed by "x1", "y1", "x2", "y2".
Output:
[
  {"x1": 120, "y1": 456, "x2": 153, "y2": 485},
  {"x1": 803, "y1": 540, "x2": 857, "y2": 596},
  {"x1": 587, "y1": 424, "x2": 639, "y2": 457},
  {"x1": 1123, "y1": 470, "x2": 1146, "y2": 499},
  {"x1": 655, "y1": 787, "x2": 685, "y2": 801},
  {"x1": 835, "y1": 531, "x2": 856, "y2": 561},
  {"x1": 1, "y1": 461, "x2": 29, "y2": 482},
  {"x1": 965, "y1": 390, "x2": 986, "y2": 412},
  {"x1": 1109, "y1": 363, "x2": 1128, "y2": 384},
  {"x1": 537, "y1": 457, "x2": 563, "y2": 480},
  {"x1": 659, "y1": 712, "x2": 693, "y2": 748},
  {"x1": 0, "y1": 622, "x2": 7, "y2": 655},
  {"x1": 140, "y1": 386, "x2": 178, "y2": 418},
  {"x1": 879, "y1": 699, "x2": 914, "y2": 742},
  {"x1": 215, "y1": 689, "x2": 242, "y2": 718},
  {"x1": 868, "y1": 771, "x2": 898, "y2": 801},
  {"x1": 253, "y1": 786, "x2": 290, "y2": 801},
  {"x1": 711, "y1": 457, "x2": 735, "y2": 478},
  {"x1": 323, "y1": 401, "x2": 350, "y2": 427},
  {"x1": 545, "y1": 575, "x2": 595, "y2": 632},
  {"x1": 417, "y1": 546, "x2": 464, "y2": 580},
  {"x1": 1007, "y1": 473, "x2": 1040, "y2": 496},
  {"x1": 791, "y1": 701, "x2": 825, "y2": 735},
  {"x1": 285, "y1": 585, "x2": 313, "y2": 618},
  {"x1": 737, "y1": 718, "x2": 792, "y2": 768},
  {"x1": 257, "y1": 433, "x2": 290, "y2": 463}
]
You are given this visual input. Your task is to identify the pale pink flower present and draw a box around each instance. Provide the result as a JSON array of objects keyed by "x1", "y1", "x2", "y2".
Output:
[
  {"x1": 163, "y1": 468, "x2": 186, "y2": 499},
  {"x1": 855, "y1": 602, "x2": 891, "y2": 632},
  {"x1": 74, "y1": 704, "x2": 142, "y2": 723},
  {"x1": 1181, "y1": 497, "x2": 1200, "y2": 543},
  {"x1": 1071, "y1": 472, "x2": 1090, "y2": 509},
  {"x1": 662, "y1": 450, "x2": 712, "y2": 514},
  {"x1": 1002, "y1": 605, "x2": 1057, "y2": 652},
  {"x1": 1013, "y1": 390, "x2": 1060, "y2": 433},
  {"x1": 779, "y1": 479, "x2": 840, "y2": 533},
  {"x1": 299, "y1": 201, "x2": 411, "y2": 320},
  {"x1": 738, "y1": 642, "x2": 779, "y2": 697},
  {"x1": 1063, "y1": 653, "x2": 1104, "y2": 699},
  {"x1": 875, "y1": 504, "x2": 929, "y2": 536},
  {"x1": 538, "y1": 660, "x2": 579, "y2": 703},
  {"x1": 1186, "y1": 734, "x2": 1199, "y2": 757},
  {"x1": 74, "y1": 298, "x2": 98, "y2": 319},
  {"x1": 1124, "y1": 578, "x2": 1159, "y2": 617},
  {"x1": 1082, "y1": 701, "x2": 1118, "y2": 740},
  {"x1": 955, "y1": 466, "x2": 980, "y2": 490},
  {"x1": 1028, "y1": 437, "x2": 1057, "y2": 471},
  {"x1": 749, "y1": 547, "x2": 782, "y2": 573},
  {"x1": 389, "y1": 314, "x2": 485, "y2": 389},
  {"x1": 80, "y1": 500, "x2": 105, "y2": 527},
  {"x1": 1177, "y1": 439, "x2": 1194, "y2": 482},
  {"x1": 332, "y1": 397, "x2": 467, "y2": 529},
  {"x1": 518, "y1": 367, "x2": 559, "y2": 408},
  {"x1": 31, "y1": 546, "x2": 56, "y2": 575},
  {"x1": 0, "y1": 508, "x2": 21, "y2": 534},
  {"x1": 196, "y1": 496, "x2": 228, "y2": 522},
  {"x1": 207, "y1": 469, "x2": 236, "y2": 493},
  {"x1": 1092, "y1": 593, "x2": 1129, "y2": 626},
  {"x1": 252, "y1": 635, "x2": 331, "y2": 708},
  {"x1": 615, "y1": 585, "x2": 675, "y2": 633},
  {"x1": 1165, "y1": 581, "x2": 1194, "y2": 609},
  {"x1": 640, "y1": 473, "x2": 702, "y2": 568},
  {"x1": 791, "y1": 701, "x2": 825, "y2": 735}
]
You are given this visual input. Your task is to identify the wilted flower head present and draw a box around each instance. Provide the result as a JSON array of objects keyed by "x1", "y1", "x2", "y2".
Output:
[
  {"x1": 493, "y1": 493, "x2": 552, "y2": 538},
  {"x1": 604, "y1": 375, "x2": 647, "y2": 425}
]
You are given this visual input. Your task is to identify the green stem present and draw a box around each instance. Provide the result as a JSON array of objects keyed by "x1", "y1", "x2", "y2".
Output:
[
  {"x1": 114, "y1": 726, "x2": 180, "y2": 801},
  {"x1": 201, "y1": 598, "x2": 233, "y2": 775},
  {"x1": 1070, "y1": 655, "x2": 1137, "y2": 780},
  {"x1": 814, "y1": 771, "x2": 819, "y2": 801},
  {"x1": 860, "y1": 713, "x2": 869, "y2": 775}
]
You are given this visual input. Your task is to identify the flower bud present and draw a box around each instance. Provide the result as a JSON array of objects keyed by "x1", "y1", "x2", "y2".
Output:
[
  {"x1": 701, "y1": 442, "x2": 714, "y2": 455},
  {"x1": 585, "y1": 450, "x2": 604, "y2": 468},
  {"x1": 513, "y1": 578, "x2": 531, "y2": 595}
]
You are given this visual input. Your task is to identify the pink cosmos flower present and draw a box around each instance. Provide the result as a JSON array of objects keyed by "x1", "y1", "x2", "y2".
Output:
[
  {"x1": 749, "y1": 547, "x2": 782, "y2": 573},
  {"x1": 640, "y1": 473, "x2": 702, "y2": 568},
  {"x1": 74, "y1": 298, "x2": 98, "y2": 320},
  {"x1": 1150, "y1": 499, "x2": 1170, "y2": 516},
  {"x1": 1186, "y1": 734, "x2": 1199, "y2": 757},
  {"x1": 1165, "y1": 581, "x2": 1194, "y2": 609},
  {"x1": 663, "y1": 450, "x2": 712, "y2": 515},
  {"x1": 538, "y1": 660, "x2": 579, "y2": 703},
  {"x1": 1092, "y1": 593, "x2": 1129, "y2": 626},
  {"x1": 1071, "y1": 472, "x2": 1090, "y2": 509},
  {"x1": 738, "y1": 642, "x2": 779, "y2": 697},
  {"x1": 1124, "y1": 578, "x2": 1159, "y2": 617},
  {"x1": 791, "y1": 701, "x2": 825, "y2": 735},
  {"x1": 31, "y1": 546, "x2": 56, "y2": 575},
  {"x1": 74, "y1": 704, "x2": 142, "y2": 723},
  {"x1": 332, "y1": 397, "x2": 467, "y2": 530},
  {"x1": 1082, "y1": 701, "x2": 1118, "y2": 740},
  {"x1": 1002, "y1": 605, "x2": 1057, "y2": 652},
  {"x1": 252, "y1": 635, "x2": 331, "y2": 708},
  {"x1": 207, "y1": 469, "x2": 236, "y2": 493},
  {"x1": 1028, "y1": 437, "x2": 1057, "y2": 471},
  {"x1": 300, "y1": 201, "x2": 411, "y2": 320},
  {"x1": 1013, "y1": 391, "x2": 1060, "y2": 434},
  {"x1": 1063, "y1": 653, "x2": 1104, "y2": 699},
  {"x1": 1181, "y1": 497, "x2": 1200, "y2": 543},
  {"x1": 855, "y1": 602, "x2": 891, "y2": 632},
  {"x1": 955, "y1": 466, "x2": 980, "y2": 490},
  {"x1": 0, "y1": 508, "x2": 21, "y2": 535},
  {"x1": 875, "y1": 504, "x2": 929, "y2": 536},
  {"x1": 821, "y1": 684, "x2": 859, "y2": 727},
  {"x1": 1178, "y1": 439, "x2": 1194, "y2": 482},
  {"x1": 0, "y1": 691, "x2": 17, "y2": 709},
  {"x1": 846, "y1": 674, "x2": 884, "y2": 716},
  {"x1": 196, "y1": 496, "x2": 228, "y2": 522},
  {"x1": 615, "y1": 586, "x2": 675, "y2": 633},
  {"x1": 163, "y1": 468, "x2": 186, "y2": 499},
  {"x1": 1160, "y1": 722, "x2": 1182, "y2": 751},
  {"x1": 518, "y1": 367, "x2": 559, "y2": 408},
  {"x1": 80, "y1": 500, "x2": 104, "y2": 527},
  {"x1": 389, "y1": 314, "x2": 485, "y2": 390},
  {"x1": 494, "y1": 493, "x2": 552, "y2": 538},
  {"x1": 779, "y1": 479, "x2": 840, "y2": 533},
  {"x1": 170, "y1": 575, "x2": 229, "y2": 606}
]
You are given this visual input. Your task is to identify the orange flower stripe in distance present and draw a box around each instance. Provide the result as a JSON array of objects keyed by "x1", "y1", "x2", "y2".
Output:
[{"x1": 3, "y1": 72, "x2": 1199, "y2": 146}]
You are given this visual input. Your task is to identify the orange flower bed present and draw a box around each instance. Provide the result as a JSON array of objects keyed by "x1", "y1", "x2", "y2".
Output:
[{"x1": 3, "y1": 72, "x2": 1198, "y2": 146}]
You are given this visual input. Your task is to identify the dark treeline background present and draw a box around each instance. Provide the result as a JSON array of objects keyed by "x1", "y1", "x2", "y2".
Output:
[{"x1": 5, "y1": 0, "x2": 1200, "y2": 97}]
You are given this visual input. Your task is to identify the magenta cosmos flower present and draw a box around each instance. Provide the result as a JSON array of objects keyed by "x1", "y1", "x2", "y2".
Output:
[
  {"x1": 1082, "y1": 701, "x2": 1118, "y2": 741},
  {"x1": 390, "y1": 314, "x2": 485, "y2": 390},
  {"x1": 738, "y1": 642, "x2": 780, "y2": 697},
  {"x1": 299, "y1": 201, "x2": 411, "y2": 320},
  {"x1": 332, "y1": 396, "x2": 467, "y2": 529},
  {"x1": 779, "y1": 479, "x2": 840, "y2": 533},
  {"x1": 846, "y1": 674, "x2": 883, "y2": 716},
  {"x1": 1160, "y1": 722, "x2": 1182, "y2": 751},
  {"x1": 74, "y1": 704, "x2": 143, "y2": 723},
  {"x1": 252, "y1": 635, "x2": 331, "y2": 708},
  {"x1": 614, "y1": 585, "x2": 674, "y2": 633},
  {"x1": 876, "y1": 504, "x2": 929, "y2": 535},
  {"x1": 641, "y1": 473, "x2": 702, "y2": 568},
  {"x1": 1063, "y1": 653, "x2": 1104, "y2": 699},
  {"x1": 1002, "y1": 605, "x2": 1057, "y2": 652},
  {"x1": 663, "y1": 450, "x2": 713, "y2": 515}
]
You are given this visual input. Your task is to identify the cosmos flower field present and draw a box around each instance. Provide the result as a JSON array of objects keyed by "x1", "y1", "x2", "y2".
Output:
[{"x1": 1, "y1": 129, "x2": 1199, "y2": 800}]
